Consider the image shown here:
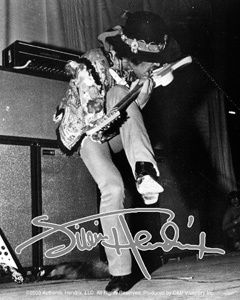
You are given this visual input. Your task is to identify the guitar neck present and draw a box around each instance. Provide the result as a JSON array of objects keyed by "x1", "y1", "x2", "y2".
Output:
[
  {"x1": 112, "y1": 56, "x2": 192, "y2": 113},
  {"x1": 152, "y1": 56, "x2": 192, "y2": 77},
  {"x1": 85, "y1": 56, "x2": 193, "y2": 143},
  {"x1": 113, "y1": 82, "x2": 143, "y2": 112}
]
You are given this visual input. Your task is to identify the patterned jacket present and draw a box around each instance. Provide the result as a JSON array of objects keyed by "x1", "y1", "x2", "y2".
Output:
[{"x1": 54, "y1": 48, "x2": 134, "y2": 150}]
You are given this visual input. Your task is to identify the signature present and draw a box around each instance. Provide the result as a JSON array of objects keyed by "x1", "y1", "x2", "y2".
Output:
[{"x1": 15, "y1": 208, "x2": 225, "y2": 280}]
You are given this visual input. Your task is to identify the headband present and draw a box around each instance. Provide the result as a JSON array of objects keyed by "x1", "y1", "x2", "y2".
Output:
[{"x1": 121, "y1": 33, "x2": 168, "y2": 54}]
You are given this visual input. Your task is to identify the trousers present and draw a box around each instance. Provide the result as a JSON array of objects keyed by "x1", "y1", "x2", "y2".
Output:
[{"x1": 79, "y1": 85, "x2": 158, "y2": 276}]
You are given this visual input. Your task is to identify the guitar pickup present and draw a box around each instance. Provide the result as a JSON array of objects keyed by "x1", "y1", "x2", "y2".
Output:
[{"x1": 86, "y1": 110, "x2": 121, "y2": 136}]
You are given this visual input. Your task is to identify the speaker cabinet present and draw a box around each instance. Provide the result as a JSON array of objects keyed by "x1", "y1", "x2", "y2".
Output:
[
  {"x1": 0, "y1": 69, "x2": 100, "y2": 268},
  {"x1": 0, "y1": 141, "x2": 99, "y2": 269},
  {"x1": 41, "y1": 148, "x2": 99, "y2": 265},
  {"x1": 0, "y1": 144, "x2": 32, "y2": 268},
  {"x1": 0, "y1": 69, "x2": 67, "y2": 140}
]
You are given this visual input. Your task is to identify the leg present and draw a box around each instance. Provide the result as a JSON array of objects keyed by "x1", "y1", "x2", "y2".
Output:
[
  {"x1": 79, "y1": 137, "x2": 131, "y2": 276},
  {"x1": 106, "y1": 85, "x2": 158, "y2": 177},
  {"x1": 107, "y1": 86, "x2": 163, "y2": 204}
]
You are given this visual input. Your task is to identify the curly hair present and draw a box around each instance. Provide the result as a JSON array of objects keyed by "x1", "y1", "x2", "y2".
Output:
[{"x1": 77, "y1": 57, "x2": 102, "y2": 87}]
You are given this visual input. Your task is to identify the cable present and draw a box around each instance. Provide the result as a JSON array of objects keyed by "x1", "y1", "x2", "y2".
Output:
[
  {"x1": 194, "y1": 57, "x2": 240, "y2": 114},
  {"x1": 13, "y1": 60, "x2": 32, "y2": 69}
]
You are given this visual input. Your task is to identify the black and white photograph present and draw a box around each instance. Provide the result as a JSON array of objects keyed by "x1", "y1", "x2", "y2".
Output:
[{"x1": 0, "y1": 0, "x2": 240, "y2": 299}]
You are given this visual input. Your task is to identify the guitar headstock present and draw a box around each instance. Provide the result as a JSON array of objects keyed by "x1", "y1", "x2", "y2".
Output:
[{"x1": 151, "y1": 56, "x2": 192, "y2": 88}]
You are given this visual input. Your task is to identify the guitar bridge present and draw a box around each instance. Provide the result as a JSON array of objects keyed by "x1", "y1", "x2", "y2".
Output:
[{"x1": 89, "y1": 112, "x2": 128, "y2": 143}]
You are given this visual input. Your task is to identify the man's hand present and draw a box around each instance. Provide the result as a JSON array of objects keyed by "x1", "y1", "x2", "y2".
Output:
[{"x1": 130, "y1": 78, "x2": 154, "y2": 109}]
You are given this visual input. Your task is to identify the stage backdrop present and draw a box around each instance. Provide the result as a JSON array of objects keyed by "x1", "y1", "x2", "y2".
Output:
[{"x1": 0, "y1": 0, "x2": 213, "y2": 64}]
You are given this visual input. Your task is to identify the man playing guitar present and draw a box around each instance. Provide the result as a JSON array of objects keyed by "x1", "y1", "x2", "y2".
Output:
[{"x1": 54, "y1": 11, "x2": 191, "y2": 293}]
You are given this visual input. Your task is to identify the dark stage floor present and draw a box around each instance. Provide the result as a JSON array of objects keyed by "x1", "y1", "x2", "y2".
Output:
[{"x1": 0, "y1": 251, "x2": 240, "y2": 299}]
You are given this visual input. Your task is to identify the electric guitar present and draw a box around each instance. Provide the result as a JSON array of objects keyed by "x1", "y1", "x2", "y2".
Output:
[
  {"x1": 0, "y1": 228, "x2": 24, "y2": 283},
  {"x1": 85, "y1": 55, "x2": 192, "y2": 143}
]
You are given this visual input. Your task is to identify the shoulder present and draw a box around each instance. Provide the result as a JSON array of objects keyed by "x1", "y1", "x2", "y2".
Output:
[{"x1": 82, "y1": 48, "x2": 113, "y2": 88}]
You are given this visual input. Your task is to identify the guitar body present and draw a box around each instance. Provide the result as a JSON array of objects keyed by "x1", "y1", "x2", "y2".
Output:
[
  {"x1": 90, "y1": 112, "x2": 128, "y2": 143},
  {"x1": 0, "y1": 228, "x2": 24, "y2": 283}
]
